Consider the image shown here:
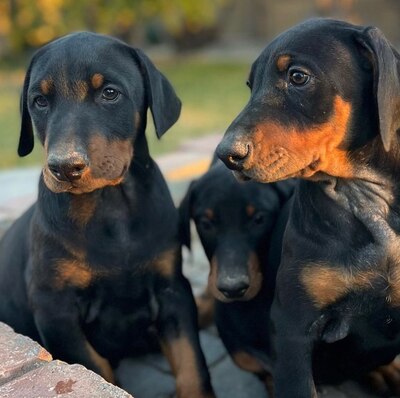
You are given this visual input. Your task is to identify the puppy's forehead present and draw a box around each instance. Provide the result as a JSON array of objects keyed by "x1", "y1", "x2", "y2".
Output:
[
  {"x1": 275, "y1": 18, "x2": 359, "y2": 47},
  {"x1": 257, "y1": 19, "x2": 359, "y2": 68},
  {"x1": 46, "y1": 32, "x2": 128, "y2": 60},
  {"x1": 30, "y1": 33, "x2": 141, "y2": 87}
]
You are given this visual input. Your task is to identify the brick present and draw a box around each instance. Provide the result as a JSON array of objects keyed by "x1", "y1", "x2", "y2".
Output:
[
  {"x1": 0, "y1": 360, "x2": 133, "y2": 398},
  {"x1": 0, "y1": 322, "x2": 52, "y2": 386}
]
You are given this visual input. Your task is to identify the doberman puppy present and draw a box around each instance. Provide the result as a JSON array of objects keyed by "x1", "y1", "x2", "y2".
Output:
[
  {"x1": 0, "y1": 32, "x2": 214, "y2": 398},
  {"x1": 217, "y1": 18, "x2": 400, "y2": 397},
  {"x1": 179, "y1": 159, "x2": 294, "y2": 391}
]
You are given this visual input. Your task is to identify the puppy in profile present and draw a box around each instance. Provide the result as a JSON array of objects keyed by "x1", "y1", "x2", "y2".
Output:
[{"x1": 218, "y1": 18, "x2": 400, "y2": 397}]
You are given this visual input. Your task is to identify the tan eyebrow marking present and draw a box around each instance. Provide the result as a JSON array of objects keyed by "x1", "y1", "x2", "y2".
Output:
[
  {"x1": 205, "y1": 208, "x2": 214, "y2": 219},
  {"x1": 246, "y1": 205, "x2": 255, "y2": 217},
  {"x1": 276, "y1": 55, "x2": 291, "y2": 72},
  {"x1": 40, "y1": 78, "x2": 54, "y2": 94},
  {"x1": 91, "y1": 73, "x2": 104, "y2": 89}
]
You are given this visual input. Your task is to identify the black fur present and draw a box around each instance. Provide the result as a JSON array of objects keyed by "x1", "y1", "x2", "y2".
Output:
[
  {"x1": 0, "y1": 32, "x2": 213, "y2": 397},
  {"x1": 217, "y1": 18, "x2": 400, "y2": 397}
]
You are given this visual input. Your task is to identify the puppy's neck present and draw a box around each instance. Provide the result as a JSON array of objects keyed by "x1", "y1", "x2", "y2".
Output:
[
  {"x1": 67, "y1": 193, "x2": 98, "y2": 229},
  {"x1": 317, "y1": 136, "x2": 400, "y2": 242},
  {"x1": 353, "y1": 135, "x2": 400, "y2": 178},
  {"x1": 39, "y1": 174, "x2": 133, "y2": 231}
]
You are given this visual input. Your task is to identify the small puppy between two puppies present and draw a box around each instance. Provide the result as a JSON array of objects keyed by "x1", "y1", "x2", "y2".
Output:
[
  {"x1": 0, "y1": 32, "x2": 214, "y2": 398},
  {"x1": 180, "y1": 159, "x2": 294, "y2": 394},
  {"x1": 218, "y1": 18, "x2": 400, "y2": 397}
]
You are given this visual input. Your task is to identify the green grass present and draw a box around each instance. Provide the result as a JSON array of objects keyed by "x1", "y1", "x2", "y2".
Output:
[{"x1": 0, "y1": 60, "x2": 250, "y2": 169}]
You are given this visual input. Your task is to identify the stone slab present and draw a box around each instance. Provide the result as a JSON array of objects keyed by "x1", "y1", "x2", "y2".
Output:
[
  {"x1": 0, "y1": 360, "x2": 132, "y2": 398},
  {"x1": 0, "y1": 322, "x2": 52, "y2": 386}
]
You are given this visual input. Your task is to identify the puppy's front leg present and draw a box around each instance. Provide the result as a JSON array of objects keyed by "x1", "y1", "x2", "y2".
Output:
[
  {"x1": 271, "y1": 294, "x2": 317, "y2": 398},
  {"x1": 152, "y1": 250, "x2": 215, "y2": 398},
  {"x1": 31, "y1": 288, "x2": 114, "y2": 383}
]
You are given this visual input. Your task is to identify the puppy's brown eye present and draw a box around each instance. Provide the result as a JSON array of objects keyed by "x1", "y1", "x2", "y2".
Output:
[
  {"x1": 102, "y1": 87, "x2": 120, "y2": 101},
  {"x1": 34, "y1": 95, "x2": 48, "y2": 108},
  {"x1": 198, "y1": 217, "x2": 214, "y2": 232},
  {"x1": 253, "y1": 212, "x2": 265, "y2": 225},
  {"x1": 289, "y1": 70, "x2": 310, "y2": 86}
]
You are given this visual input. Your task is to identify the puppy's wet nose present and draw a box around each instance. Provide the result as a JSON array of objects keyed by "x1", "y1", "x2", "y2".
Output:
[
  {"x1": 217, "y1": 278, "x2": 250, "y2": 299},
  {"x1": 48, "y1": 155, "x2": 88, "y2": 182},
  {"x1": 216, "y1": 139, "x2": 251, "y2": 171}
]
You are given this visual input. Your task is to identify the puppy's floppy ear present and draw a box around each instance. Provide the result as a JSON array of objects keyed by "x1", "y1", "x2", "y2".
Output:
[
  {"x1": 131, "y1": 48, "x2": 181, "y2": 138},
  {"x1": 178, "y1": 180, "x2": 197, "y2": 250},
  {"x1": 356, "y1": 27, "x2": 400, "y2": 151},
  {"x1": 18, "y1": 60, "x2": 35, "y2": 157}
]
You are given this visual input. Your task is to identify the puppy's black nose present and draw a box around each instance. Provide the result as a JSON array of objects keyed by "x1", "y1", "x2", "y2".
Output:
[
  {"x1": 48, "y1": 155, "x2": 88, "y2": 182},
  {"x1": 218, "y1": 278, "x2": 250, "y2": 299},
  {"x1": 216, "y1": 139, "x2": 251, "y2": 171}
]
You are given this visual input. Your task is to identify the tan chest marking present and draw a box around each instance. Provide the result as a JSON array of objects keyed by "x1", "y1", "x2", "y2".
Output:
[
  {"x1": 301, "y1": 262, "x2": 400, "y2": 309},
  {"x1": 68, "y1": 195, "x2": 96, "y2": 227},
  {"x1": 55, "y1": 259, "x2": 94, "y2": 289},
  {"x1": 54, "y1": 257, "x2": 114, "y2": 290},
  {"x1": 151, "y1": 248, "x2": 179, "y2": 277},
  {"x1": 300, "y1": 264, "x2": 383, "y2": 308}
]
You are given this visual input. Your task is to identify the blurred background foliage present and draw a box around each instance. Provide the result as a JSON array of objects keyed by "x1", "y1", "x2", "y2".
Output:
[
  {"x1": 0, "y1": 0, "x2": 400, "y2": 168},
  {"x1": 0, "y1": 0, "x2": 230, "y2": 55}
]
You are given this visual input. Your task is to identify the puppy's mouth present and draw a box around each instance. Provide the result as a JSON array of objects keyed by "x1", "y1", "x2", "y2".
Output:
[
  {"x1": 214, "y1": 289, "x2": 259, "y2": 303},
  {"x1": 43, "y1": 164, "x2": 129, "y2": 194},
  {"x1": 233, "y1": 171, "x2": 252, "y2": 182},
  {"x1": 233, "y1": 152, "x2": 320, "y2": 183}
]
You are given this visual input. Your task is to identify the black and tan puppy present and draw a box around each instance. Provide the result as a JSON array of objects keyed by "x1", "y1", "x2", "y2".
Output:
[
  {"x1": 217, "y1": 18, "x2": 400, "y2": 397},
  {"x1": 0, "y1": 32, "x2": 214, "y2": 398},
  {"x1": 180, "y1": 159, "x2": 294, "y2": 390}
]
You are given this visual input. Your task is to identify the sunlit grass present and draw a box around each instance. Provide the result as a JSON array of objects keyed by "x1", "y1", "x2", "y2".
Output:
[{"x1": 0, "y1": 60, "x2": 250, "y2": 169}]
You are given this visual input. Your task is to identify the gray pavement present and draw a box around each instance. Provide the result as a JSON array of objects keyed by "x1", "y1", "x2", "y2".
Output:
[
  {"x1": 116, "y1": 330, "x2": 267, "y2": 398},
  {"x1": 0, "y1": 134, "x2": 386, "y2": 397}
]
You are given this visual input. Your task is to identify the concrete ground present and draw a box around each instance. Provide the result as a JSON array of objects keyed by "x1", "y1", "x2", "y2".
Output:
[{"x1": 0, "y1": 134, "x2": 385, "y2": 397}]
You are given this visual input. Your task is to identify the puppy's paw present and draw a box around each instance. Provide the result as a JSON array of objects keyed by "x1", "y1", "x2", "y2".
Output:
[
  {"x1": 367, "y1": 357, "x2": 400, "y2": 397},
  {"x1": 195, "y1": 287, "x2": 215, "y2": 329}
]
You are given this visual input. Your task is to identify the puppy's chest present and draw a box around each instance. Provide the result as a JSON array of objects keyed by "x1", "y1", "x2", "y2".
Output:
[
  {"x1": 302, "y1": 181, "x2": 400, "y2": 311},
  {"x1": 58, "y1": 209, "x2": 179, "y2": 280},
  {"x1": 78, "y1": 272, "x2": 156, "y2": 322},
  {"x1": 301, "y1": 260, "x2": 400, "y2": 353},
  {"x1": 301, "y1": 254, "x2": 400, "y2": 311},
  {"x1": 78, "y1": 274, "x2": 159, "y2": 354},
  {"x1": 302, "y1": 254, "x2": 400, "y2": 345},
  {"x1": 53, "y1": 245, "x2": 178, "y2": 292},
  {"x1": 81, "y1": 205, "x2": 178, "y2": 262}
]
